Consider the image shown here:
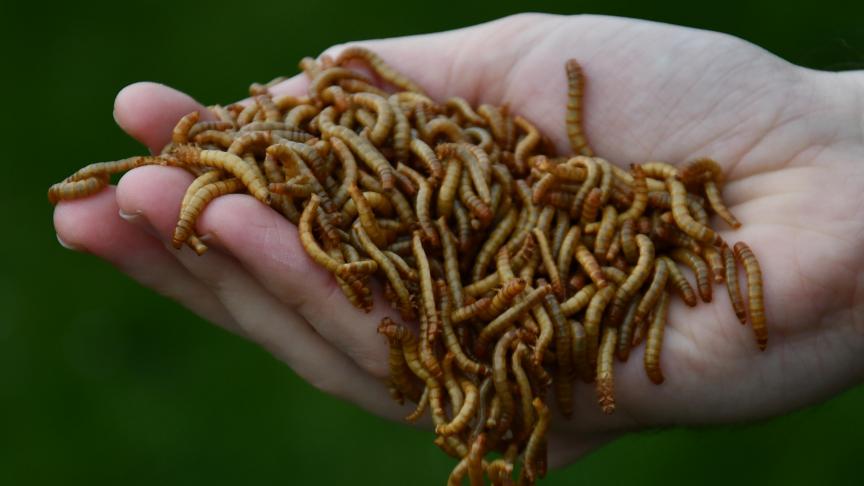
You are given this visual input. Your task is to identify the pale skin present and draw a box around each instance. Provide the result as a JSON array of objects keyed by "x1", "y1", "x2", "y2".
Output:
[{"x1": 52, "y1": 14, "x2": 864, "y2": 469}]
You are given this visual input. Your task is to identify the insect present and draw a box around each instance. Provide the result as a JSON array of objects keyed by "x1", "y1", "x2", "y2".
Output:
[{"x1": 734, "y1": 241, "x2": 768, "y2": 350}]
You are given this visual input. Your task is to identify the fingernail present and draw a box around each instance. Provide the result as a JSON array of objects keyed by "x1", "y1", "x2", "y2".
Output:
[
  {"x1": 118, "y1": 209, "x2": 143, "y2": 223},
  {"x1": 56, "y1": 234, "x2": 84, "y2": 252}
]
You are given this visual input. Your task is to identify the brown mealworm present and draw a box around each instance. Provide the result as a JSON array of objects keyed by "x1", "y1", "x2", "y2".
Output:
[
  {"x1": 523, "y1": 398, "x2": 550, "y2": 483},
  {"x1": 667, "y1": 177, "x2": 722, "y2": 246},
  {"x1": 596, "y1": 326, "x2": 618, "y2": 414},
  {"x1": 670, "y1": 247, "x2": 712, "y2": 303},
  {"x1": 47, "y1": 175, "x2": 109, "y2": 204},
  {"x1": 575, "y1": 244, "x2": 608, "y2": 288},
  {"x1": 616, "y1": 294, "x2": 642, "y2": 362},
  {"x1": 584, "y1": 285, "x2": 616, "y2": 367},
  {"x1": 565, "y1": 59, "x2": 593, "y2": 156},
  {"x1": 703, "y1": 245, "x2": 725, "y2": 283},
  {"x1": 594, "y1": 204, "x2": 618, "y2": 261},
  {"x1": 172, "y1": 178, "x2": 243, "y2": 248},
  {"x1": 723, "y1": 243, "x2": 747, "y2": 324},
  {"x1": 644, "y1": 290, "x2": 670, "y2": 384},
  {"x1": 336, "y1": 46, "x2": 426, "y2": 94},
  {"x1": 532, "y1": 228, "x2": 564, "y2": 299},
  {"x1": 172, "y1": 111, "x2": 200, "y2": 144},
  {"x1": 476, "y1": 285, "x2": 551, "y2": 354},
  {"x1": 318, "y1": 107, "x2": 395, "y2": 189},
  {"x1": 734, "y1": 241, "x2": 767, "y2": 350}
]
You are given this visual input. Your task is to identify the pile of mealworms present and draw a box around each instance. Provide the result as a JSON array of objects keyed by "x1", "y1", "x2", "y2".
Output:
[{"x1": 48, "y1": 48, "x2": 767, "y2": 485}]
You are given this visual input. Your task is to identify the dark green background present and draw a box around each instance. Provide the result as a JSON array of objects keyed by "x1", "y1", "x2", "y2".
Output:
[{"x1": 5, "y1": 0, "x2": 863, "y2": 484}]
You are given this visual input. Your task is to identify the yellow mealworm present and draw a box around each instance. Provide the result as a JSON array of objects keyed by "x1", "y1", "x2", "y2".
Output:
[
  {"x1": 532, "y1": 228, "x2": 564, "y2": 299},
  {"x1": 348, "y1": 183, "x2": 388, "y2": 247},
  {"x1": 458, "y1": 165, "x2": 493, "y2": 224},
  {"x1": 342, "y1": 190, "x2": 394, "y2": 219},
  {"x1": 284, "y1": 104, "x2": 319, "y2": 129},
  {"x1": 569, "y1": 319, "x2": 592, "y2": 384},
  {"x1": 703, "y1": 245, "x2": 725, "y2": 283},
  {"x1": 477, "y1": 104, "x2": 506, "y2": 145},
  {"x1": 425, "y1": 117, "x2": 469, "y2": 143},
  {"x1": 387, "y1": 97, "x2": 411, "y2": 162},
  {"x1": 437, "y1": 143, "x2": 491, "y2": 205},
  {"x1": 618, "y1": 164, "x2": 648, "y2": 223},
  {"x1": 408, "y1": 138, "x2": 443, "y2": 184},
  {"x1": 596, "y1": 326, "x2": 618, "y2": 414},
  {"x1": 513, "y1": 115, "x2": 541, "y2": 172},
  {"x1": 412, "y1": 232, "x2": 440, "y2": 339},
  {"x1": 523, "y1": 398, "x2": 550, "y2": 483},
  {"x1": 584, "y1": 285, "x2": 616, "y2": 367},
  {"x1": 557, "y1": 225, "x2": 581, "y2": 285},
  {"x1": 67, "y1": 156, "x2": 165, "y2": 182},
  {"x1": 308, "y1": 67, "x2": 369, "y2": 100},
  {"x1": 318, "y1": 107, "x2": 395, "y2": 189},
  {"x1": 565, "y1": 59, "x2": 593, "y2": 156},
  {"x1": 543, "y1": 292, "x2": 573, "y2": 417},
  {"x1": 670, "y1": 247, "x2": 712, "y2": 303},
  {"x1": 605, "y1": 231, "x2": 622, "y2": 263},
  {"x1": 298, "y1": 195, "x2": 341, "y2": 274},
  {"x1": 171, "y1": 177, "x2": 243, "y2": 249},
  {"x1": 568, "y1": 156, "x2": 599, "y2": 218},
  {"x1": 440, "y1": 351, "x2": 464, "y2": 415},
  {"x1": 656, "y1": 255, "x2": 697, "y2": 306},
  {"x1": 397, "y1": 163, "x2": 439, "y2": 246},
  {"x1": 723, "y1": 244, "x2": 747, "y2": 324},
  {"x1": 192, "y1": 130, "x2": 235, "y2": 149},
  {"x1": 187, "y1": 120, "x2": 234, "y2": 139},
  {"x1": 330, "y1": 137, "x2": 358, "y2": 207},
  {"x1": 352, "y1": 223, "x2": 413, "y2": 320},
  {"x1": 580, "y1": 187, "x2": 603, "y2": 226},
  {"x1": 171, "y1": 111, "x2": 200, "y2": 144},
  {"x1": 633, "y1": 258, "x2": 669, "y2": 324},
  {"x1": 170, "y1": 146, "x2": 270, "y2": 204},
  {"x1": 336, "y1": 46, "x2": 426, "y2": 94},
  {"x1": 350, "y1": 92, "x2": 394, "y2": 146},
  {"x1": 532, "y1": 173, "x2": 559, "y2": 206},
  {"x1": 560, "y1": 283, "x2": 597, "y2": 316},
  {"x1": 492, "y1": 329, "x2": 518, "y2": 433},
  {"x1": 436, "y1": 377, "x2": 478, "y2": 436},
  {"x1": 594, "y1": 204, "x2": 618, "y2": 261},
  {"x1": 575, "y1": 244, "x2": 608, "y2": 288},
  {"x1": 339, "y1": 78, "x2": 389, "y2": 97},
  {"x1": 511, "y1": 343, "x2": 535, "y2": 436},
  {"x1": 451, "y1": 297, "x2": 491, "y2": 324},
  {"x1": 620, "y1": 218, "x2": 638, "y2": 264},
  {"x1": 476, "y1": 285, "x2": 551, "y2": 354},
  {"x1": 705, "y1": 180, "x2": 742, "y2": 229},
  {"x1": 734, "y1": 242, "x2": 767, "y2": 350},
  {"x1": 615, "y1": 294, "x2": 642, "y2": 362},
  {"x1": 641, "y1": 161, "x2": 679, "y2": 180},
  {"x1": 444, "y1": 97, "x2": 485, "y2": 125},
  {"x1": 645, "y1": 290, "x2": 670, "y2": 384},
  {"x1": 667, "y1": 177, "x2": 722, "y2": 246},
  {"x1": 378, "y1": 318, "x2": 422, "y2": 403},
  {"x1": 434, "y1": 218, "x2": 465, "y2": 309},
  {"x1": 477, "y1": 278, "x2": 526, "y2": 321},
  {"x1": 608, "y1": 234, "x2": 654, "y2": 325},
  {"x1": 437, "y1": 280, "x2": 486, "y2": 375},
  {"x1": 47, "y1": 175, "x2": 109, "y2": 204}
]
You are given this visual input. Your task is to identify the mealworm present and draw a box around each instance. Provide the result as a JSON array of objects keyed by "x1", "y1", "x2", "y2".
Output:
[
  {"x1": 556, "y1": 225, "x2": 581, "y2": 285},
  {"x1": 644, "y1": 290, "x2": 670, "y2": 384},
  {"x1": 378, "y1": 318, "x2": 422, "y2": 403},
  {"x1": 192, "y1": 130, "x2": 235, "y2": 149},
  {"x1": 702, "y1": 245, "x2": 725, "y2": 283},
  {"x1": 648, "y1": 259, "x2": 689, "y2": 310},
  {"x1": 633, "y1": 258, "x2": 669, "y2": 324},
  {"x1": 352, "y1": 223, "x2": 413, "y2": 319},
  {"x1": 667, "y1": 177, "x2": 722, "y2": 246},
  {"x1": 476, "y1": 285, "x2": 551, "y2": 354},
  {"x1": 734, "y1": 242, "x2": 767, "y2": 350},
  {"x1": 514, "y1": 115, "x2": 541, "y2": 172},
  {"x1": 560, "y1": 283, "x2": 597, "y2": 317},
  {"x1": 565, "y1": 59, "x2": 593, "y2": 156},
  {"x1": 723, "y1": 244, "x2": 747, "y2": 323},
  {"x1": 575, "y1": 244, "x2": 608, "y2": 288},
  {"x1": 608, "y1": 234, "x2": 654, "y2": 326},
  {"x1": 172, "y1": 177, "x2": 243, "y2": 248},
  {"x1": 492, "y1": 329, "x2": 519, "y2": 433},
  {"x1": 531, "y1": 228, "x2": 564, "y2": 299},
  {"x1": 615, "y1": 294, "x2": 642, "y2": 362},
  {"x1": 426, "y1": 117, "x2": 469, "y2": 143},
  {"x1": 705, "y1": 180, "x2": 741, "y2": 229},
  {"x1": 318, "y1": 107, "x2": 395, "y2": 189},
  {"x1": 350, "y1": 92, "x2": 395, "y2": 146},
  {"x1": 336, "y1": 46, "x2": 426, "y2": 94},
  {"x1": 670, "y1": 247, "x2": 712, "y2": 303},
  {"x1": 67, "y1": 156, "x2": 165, "y2": 182},
  {"x1": 437, "y1": 280, "x2": 487, "y2": 375},
  {"x1": 477, "y1": 104, "x2": 506, "y2": 145},
  {"x1": 172, "y1": 111, "x2": 200, "y2": 144},
  {"x1": 170, "y1": 146, "x2": 270, "y2": 204},
  {"x1": 187, "y1": 120, "x2": 235, "y2": 139},
  {"x1": 511, "y1": 343, "x2": 535, "y2": 437},
  {"x1": 523, "y1": 398, "x2": 550, "y2": 483},
  {"x1": 543, "y1": 292, "x2": 573, "y2": 417},
  {"x1": 477, "y1": 278, "x2": 526, "y2": 321},
  {"x1": 580, "y1": 187, "x2": 603, "y2": 226},
  {"x1": 284, "y1": 104, "x2": 320, "y2": 130},
  {"x1": 568, "y1": 156, "x2": 599, "y2": 218},
  {"x1": 398, "y1": 163, "x2": 439, "y2": 246},
  {"x1": 596, "y1": 326, "x2": 618, "y2": 414},
  {"x1": 47, "y1": 175, "x2": 109, "y2": 204},
  {"x1": 584, "y1": 285, "x2": 616, "y2": 367},
  {"x1": 594, "y1": 204, "x2": 618, "y2": 261}
]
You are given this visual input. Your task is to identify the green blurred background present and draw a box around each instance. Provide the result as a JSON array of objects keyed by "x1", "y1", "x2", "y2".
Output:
[{"x1": 4, "y1": 0, "x2": 863, "y2": 484}]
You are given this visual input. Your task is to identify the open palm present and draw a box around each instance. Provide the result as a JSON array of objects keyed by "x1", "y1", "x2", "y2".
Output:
[{"x1": 53, "y1": 13, "x2": 864, "y2": 469}]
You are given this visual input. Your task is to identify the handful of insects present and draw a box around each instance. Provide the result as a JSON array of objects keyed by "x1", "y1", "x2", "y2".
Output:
[{"x1": 49, "y1": 47, "x2": 767, "y2": 485}]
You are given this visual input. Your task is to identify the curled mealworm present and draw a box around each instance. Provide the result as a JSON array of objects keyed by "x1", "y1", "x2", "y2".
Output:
[
  {"x1": 398, "y1": 163, "x2": 439, "y2": 246},
  {"x1": 172, "y1": 111, "x2": 200, "y2": 144},
  {"x1": 336, "y1": 46, "x2": 426, "y2": 94},
  {"x1": 476, "y1": 285, "x2": 551, "y2": 354},
  {"x1": 645, "y1": 290, "x2": 670, "y2": 384},
  {"x1": 565, "y1": 59, "x2": 593, "y2": 156},
  {"x1": 523, "y1": 398, "x2": 550, "y2": 483},
  {"x1": 477, "y1": 278, "x2": 527, "y2": 321},
  {"x1": 172, "y1": 178, "x2": 243, "y2": 248},
  {"x1": 170, "y1": 145, "x2": 270, "y2": 204},
  {"x1": 734, "y1": 241, "x2": 767, "y2": 350},
  {"x1": 560, "y1": 283, "x2": 597, "y2": 317},
  {"x1": 659, "y1": 255, "x2": 698, "y2": 306},
  {"x1": 350, "y1": 92, "x2": 394, "y2": 146},
  {"x1": 318, "y1": 107, "x2": 395, "y2": 189},
  {"x1": 667, "y1": 177, "x2": 722, "y2": 246},
  {"x1": 723, "y1": 244, "x2": 747, "y2": 323},
  {"x1": 670, "y1": 247, "x2": 712, "y2": 303}
]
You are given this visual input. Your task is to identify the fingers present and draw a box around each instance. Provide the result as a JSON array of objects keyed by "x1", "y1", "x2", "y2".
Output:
[
  {"x1": 113, "y1": 82, "x2": 210, "y2": 153},
  {"x1": 52, "y1": 187, "x2": 240, "y2": 333}
]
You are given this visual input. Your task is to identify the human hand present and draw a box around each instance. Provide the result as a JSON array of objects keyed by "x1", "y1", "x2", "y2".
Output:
[{"x1": 52, "y1": 13, "x2": 864, "y2": 469}]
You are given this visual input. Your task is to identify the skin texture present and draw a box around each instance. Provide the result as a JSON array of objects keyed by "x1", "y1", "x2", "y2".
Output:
[{"x1": 51, "y1": 13, "x2": 864, "y2": 470}]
